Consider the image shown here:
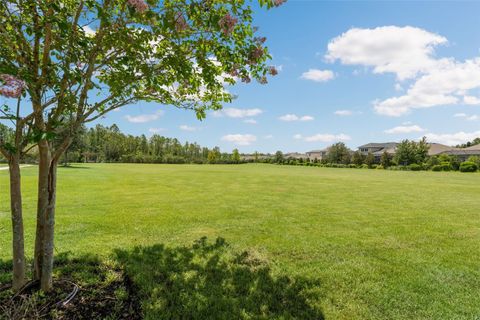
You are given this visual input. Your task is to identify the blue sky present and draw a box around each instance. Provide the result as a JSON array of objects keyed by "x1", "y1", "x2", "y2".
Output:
[{"x1": 5, "y1": 1, "x2": 480, "y2": 153}]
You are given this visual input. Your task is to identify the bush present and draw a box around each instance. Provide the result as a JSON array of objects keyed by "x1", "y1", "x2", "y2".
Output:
[
  {"x1": 432, "y1": 163, "x2": 453, "y2": 172},
  {"x1": 361, "y1": 164, "x2": 369, "y2": 169},
  {"x1": 408, "y1": 164, "x2": 422, "y2": 171},
  {"x1": 440, "y1": 162, "x2": 453, "y2": 171},
  {"x1": 459, "y1": 161, "x2": 478, "y2": 172},
  {"x1": 376, "y1": 165, "x2": 384, "y2": 170}
]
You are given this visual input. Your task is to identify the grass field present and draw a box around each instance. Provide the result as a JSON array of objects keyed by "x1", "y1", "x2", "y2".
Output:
[{"x1": 1, "y1": 164, "x2": 480, "y2": 319}]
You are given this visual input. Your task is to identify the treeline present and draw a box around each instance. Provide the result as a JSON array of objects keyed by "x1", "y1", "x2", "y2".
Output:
[{"x1": 0, "y1": 124, "x2": 243, "y2": 164}]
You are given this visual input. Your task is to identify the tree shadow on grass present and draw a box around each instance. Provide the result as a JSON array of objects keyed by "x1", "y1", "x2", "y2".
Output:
[
  {"x1": 58, "y1": 165, "x2": 91, "y2": 169},
  {"x1": 115, "y1": 237, "x2": 324, "y2": 320},
  {"x1": 0, "y1": 254, "x2": 141, "y2": 320},
  {"x1": 0, "y1": 237, "x2": 324, "y2": 319}
]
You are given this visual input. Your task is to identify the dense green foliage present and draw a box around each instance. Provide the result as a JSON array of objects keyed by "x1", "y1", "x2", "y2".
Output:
[
  {"x1": 459, "y1": 161, "x2": 478, "y2": 172},
  {"x1": 394, "y1": 138, "x2": 429, "y2": 166},
  {"x1": 59, "y1": 124, "x2": 242, "y2": 164},
  {"x1": 326, "y1": 142, "x2": 351, "y2": 164},
  {"x1": 1, "y1": 164, "x2": 480, "y2": 319}
]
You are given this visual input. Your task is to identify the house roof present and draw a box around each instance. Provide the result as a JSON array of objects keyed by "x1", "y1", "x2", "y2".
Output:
[
  {"x1": 357, "y1": 142, "x2": 398, "y2": 149},
  {"x1": 427, "y1": 143, "x2": 457, "y2": 156},
  {"x1": 466, "y1": 143, "x2": 480, "y2": 151},
  {"x1": 285, "y1": 152, "x2": 307, "y2": 157},
  {"x1": 372, "y1": 147, "x2": 397, "y2": 156},
  {"x1": 306, "y1": 149, "x2": 328, "y2": 153},
  {"x1": 442, "y1": 149, "x2": 480, "y2": 156}
]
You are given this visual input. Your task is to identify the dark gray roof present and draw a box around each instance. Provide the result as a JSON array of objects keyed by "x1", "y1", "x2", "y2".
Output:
[
  {"x1": 306, "y1": 149, "x2": 328, "y2": 153},
  {"x1": 357, "y1": 142, "x2": 398, "y2": 149},
  {"x1": 441, "y1": 150, "x2": 480, "y2": 156},
  {"x1": 466, "y1": 144, "x2": 480, "y2": 151}
]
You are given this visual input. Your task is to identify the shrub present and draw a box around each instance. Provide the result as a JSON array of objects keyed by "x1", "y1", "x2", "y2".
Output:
[
  {"x1": 408, "y1": 164, "x2": 422, "y2": 171},
  {"x1": 459, "y1": 161, "x2": 478, "y2": 172},
  {"x1": 431, "y1": 165, "x2": 442, "y2": 172},
  {"x1": 376, "y1": 165, "x2": 384, "y2": 170},
  {"x1": 361, "y1": 164, "x2": 369, "y2": 169},
  {"x1": 440, "y1": 162, "x2": 453, "y2": 171}
]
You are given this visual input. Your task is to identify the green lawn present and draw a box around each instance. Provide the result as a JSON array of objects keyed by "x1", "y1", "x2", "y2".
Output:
[{"x1": 1, "y1": 164, "x2": 480, "y2": 319}]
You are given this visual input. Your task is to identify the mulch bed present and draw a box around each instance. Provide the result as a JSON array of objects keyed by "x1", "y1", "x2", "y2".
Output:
[{"x1": 0, "y1": 267, "x2": 142, "y2": 319}]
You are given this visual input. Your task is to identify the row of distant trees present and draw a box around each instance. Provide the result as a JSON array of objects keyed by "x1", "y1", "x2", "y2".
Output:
[{"x1": 0, "y1": 123, "x2": 243, "y2": 165}]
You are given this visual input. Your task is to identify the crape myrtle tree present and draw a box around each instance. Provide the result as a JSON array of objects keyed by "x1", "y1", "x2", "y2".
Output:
[{"x1": 0, "y1": 0, "x2": 285, "y2": 292}]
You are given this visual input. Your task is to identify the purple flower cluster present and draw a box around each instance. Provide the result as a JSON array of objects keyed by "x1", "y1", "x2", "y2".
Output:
[
  {"x1": 241, "y1": 75, "x2": 251, "y2": 83},
  {"x1": 174, "y1": 12, "x2": 188, "y2": 32},
  {"x1": 254, "y1": 37, "x2": 267, "y2": 45},
  {"x1": 127, "y1": 0, "x2": 148, "y2": 13},
  {"x1": 268, "y1": 66, "x2": 278, "y2": 76},
  {"x1": 218, "y1": 13, "x2": 238, "y2": 36},
  {"x1": 248, "y1": 46, "x2": 264, "y2": 65},
  {"x1": 273, "y1": 0, "x2": 287, "y2": 7},
  {"x1": 0, "y1": 74, "x2": 26, "y2": 99}
]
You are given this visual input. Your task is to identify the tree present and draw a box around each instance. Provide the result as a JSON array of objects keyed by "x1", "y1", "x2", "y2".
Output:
[
  {"x1": 253, "y1": 151, "x2": 259, "y2": 163},
  {"x1": 232, "y1": 149, "x2": 240, "y2": 163},
  {"x1": 0, "y1": 97, "x2": 31, "y2": 291},
  {"x1": 395, "y1": 138, "x2": 430, "y2": 166},
  {"x1": 352, "y1": 151, "x2": 364, "y2": 166},
  {"x1": 327, "y1": 142, "x2": 350, "y2": 164},
  {"x1": 380, "y1": 151, "x2": 392, "y2": 168},
  {"x1": 364, "y1": 152, "x2": 375, "y2": 168},
  {"x1": 415, "y1": 137, "x2": 429, "y2": 164},
  {"x1": 274, "y1": 150, "x2": 284, "y2": 164},
  {"x1": 394, "y1": 140, "x2": 416, "y2": 166},
  {"x1": 0, "y1": 0, "x2": 283, "y2": 292}
]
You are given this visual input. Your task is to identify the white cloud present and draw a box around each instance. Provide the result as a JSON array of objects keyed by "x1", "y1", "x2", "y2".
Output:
[
  {"x1": 301, "y1": 69, "x2": 335, "y2": 82},
  {"x1": 82, "y1": 25, "x2": 96, "y2": 36},
  {"x1": 125, "y1": 110, "x2": 163, "y2": 123},
  {"x1": 214, "y1": 108, "x2": 263, "y2": 118},
  {"x1": 424, "y1": 131, "x2": 480, "y2": 146},
  {"x1": 326, "y1": 26, "x2": 480, "y2": 117},
  {"x1": 263, "y1": 134, "x2": 274, "y2": 139},
  {"x1": 384, "y1": 125, "x2": 426, "y2": 134},
  {"x1": 149, "y1": 128, "x2": 166, "y2": 134},
  {"x1": 326, "y1": 26, "x2": 447, "y2": 80},
  {"x1": 455, "y1": 113, "x2": 479, "y2": 121},
  {"x1": 221, "y1": 134, "x2": 257, "y2": 146},
  {"x1": 294, "y1": 133, "x2": 351, "y2": 142},
  {"x1": 464, "y1": 95, "x2": 480, "y2": 105},
  {"x1": 334, "y1": 110, "x2": 353, "y2": 116},
  {"x1": 243, "y1": 119, "x2": 257, "y2": 124},
  {"x1": 373, "y1": 58, "x2": 480, "y2": 116},
  {"x1": 279, "y1": 114, "x2": 314, "y2": 122},
  {"x1": 179, "y1": 125, "x2": 197, "y2": 131}
]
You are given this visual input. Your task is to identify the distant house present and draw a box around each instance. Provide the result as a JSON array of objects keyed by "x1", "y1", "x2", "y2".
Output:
[
  {"x1": 356, "y1": 142, "x2": 469, "y2": 162},
  {"x1": 438, "y1": 144, "x2": 480, "y2": 161},
  {"x1": 285, "y1": 152, "x2": 308, "y2": 160},
  {"x1": 306, "y1": 149, "x2": 329, "y2": 161},
  {"x1": 357, "y1": 142, "x2": 398, "y2": 161},
  {"x1": 428, "y1": 143, "x2": 458, "y2": 156}
]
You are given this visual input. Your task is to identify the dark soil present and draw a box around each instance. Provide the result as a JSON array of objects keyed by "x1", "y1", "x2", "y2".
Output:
[{"x1": 0, "y1": 256, "x2": 142, "y2": 320}]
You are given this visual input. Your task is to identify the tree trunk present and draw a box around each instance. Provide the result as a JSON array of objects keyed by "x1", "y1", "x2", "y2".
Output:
[
  {"x1": 8, "y1": 155, "x2": 26, "y2": 291},
  {"x1": 33, "y1": 140, "x2": 58, "y2": 291}
]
